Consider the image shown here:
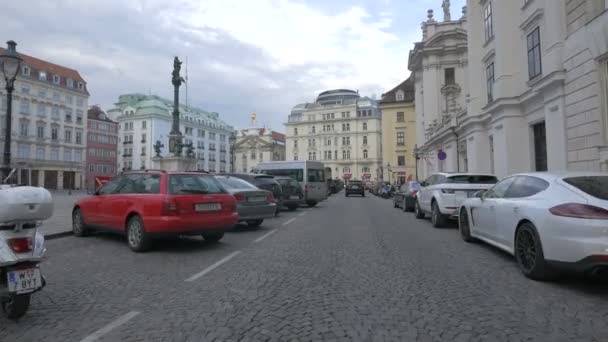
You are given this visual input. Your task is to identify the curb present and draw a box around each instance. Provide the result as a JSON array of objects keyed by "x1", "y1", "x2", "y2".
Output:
[{"x1": 45, "y1": 231, "x2": 74, "y2": 240}]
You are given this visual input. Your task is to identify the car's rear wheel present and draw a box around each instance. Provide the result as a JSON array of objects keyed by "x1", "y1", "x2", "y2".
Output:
[
  {"x1": 287, "y1": 205, "x2": 298, "y2": 211},
  {"x1": 247, "y1": 219, "x2": 264, "y2": 228},
  {"x1": 414, "y1": 200, "x2": 425, "y2": 219},
  {"x1": 72, "y1": 208, "x2": 89, "y2": 237},
  {"x1": 307, "y1": 201, "x2": 317, "y2": 207},
  {"x1": 431, "y1": 201, "x2": 448, "y2": 228},
  {"x1": 458, "y1": 208, "x2": 477, "y2": 243},
  {"x1": 393, "y1": 200, "x2": 399, "y2": 208},
  {"x1": 514, "y1": 223, "x2": 556, "y2": 281},
  {"x1": 202, "y1": 232, "x2": 224, "y2": 243},
  {"x1": 126, "y1": 215, "x2": 152, "y2": 252}
]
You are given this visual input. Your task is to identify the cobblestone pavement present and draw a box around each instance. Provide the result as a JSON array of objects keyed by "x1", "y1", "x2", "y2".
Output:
[{"x1": 1, "y1": 193, "x2": 607, "y2": 342}]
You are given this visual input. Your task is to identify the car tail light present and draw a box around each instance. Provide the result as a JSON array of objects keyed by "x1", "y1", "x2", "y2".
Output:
[
  {"x1": 234, "y1": 194, "x2": 246, "y2": 202},
  {"x1": 8, "y1": 237, "x2": 33, "y2": 253},
  {"x1": 441, "y1": 189, "x2": 455, "y2": 194},
  {"x1": 592, "y1": 255, "x2": 608, "y2": 261},
  {"x1": 549, "y1": 203, "x2": 608, "y2": 220},
  {"x1": 161, "y1": 198, "x2": 179, "y2": 216},
  {"x1": 266, "y1": 193, "x2": 275, "y2": 202}
]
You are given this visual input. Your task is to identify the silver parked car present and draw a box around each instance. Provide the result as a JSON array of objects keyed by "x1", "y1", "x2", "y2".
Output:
[{"x1": 215, "y1": 175, "x2": 276, "y2": 228}]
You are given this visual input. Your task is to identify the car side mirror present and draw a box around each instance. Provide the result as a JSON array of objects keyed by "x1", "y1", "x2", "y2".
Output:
[{"x1": 474, "y1": 190, "x2": 486, "y2": 198}]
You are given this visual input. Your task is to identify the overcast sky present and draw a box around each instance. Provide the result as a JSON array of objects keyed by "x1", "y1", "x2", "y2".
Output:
[{"x1": 2, "y1": 0, "x2": 465, "y2": 131}]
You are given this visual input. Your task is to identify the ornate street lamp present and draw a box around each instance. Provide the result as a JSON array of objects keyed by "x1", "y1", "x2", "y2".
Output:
[
  {"x1": 387, "y1": 162, "x2": 392, "y2": 184},
  {"x1": 1, "y1": 40, "x2": 23, "y2": 183},
  {"x1": 228, "y1": 131, "x2": 236, "y2": 172}
]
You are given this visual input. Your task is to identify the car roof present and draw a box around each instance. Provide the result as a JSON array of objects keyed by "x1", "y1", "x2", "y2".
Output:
[
  {"x1": 122, "y1": 170, "x2": 211, "y2": 176},
  {"x1": 432, "y1": 172, "x2": 497, "y2": 177},
  {"x1": 509, "y1": 171, "x2": 608, "y2": 181},
  {"x1": 225, "y1": 172, "x2": 273, "y2": 178}
]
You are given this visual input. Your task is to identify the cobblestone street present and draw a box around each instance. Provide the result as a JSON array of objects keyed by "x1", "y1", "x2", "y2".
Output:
[{"x1": 1, "y1": 193, "x2": 607, "y2": 342}]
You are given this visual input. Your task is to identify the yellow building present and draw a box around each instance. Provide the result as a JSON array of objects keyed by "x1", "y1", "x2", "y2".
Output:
[{"x1": 379, "y1": 76, "x2": 416, "y2": 184}]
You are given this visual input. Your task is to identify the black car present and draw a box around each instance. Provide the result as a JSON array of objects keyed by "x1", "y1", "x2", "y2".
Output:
[
  {"x1": 224, "y1": 173, "x2": 283, "y2": 214},
  {"x1": 274, "y1": 176, "x2": 304, "y2": 211},
  {"x1": 345, "y1": 180, "x2": 365, "y2": 197},
  {"x1": 393, "y1": 181, "x2": 421, "y2": 212}
]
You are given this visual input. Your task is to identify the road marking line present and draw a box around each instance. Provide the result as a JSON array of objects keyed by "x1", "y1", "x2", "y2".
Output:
[
  {"x1": 283, "y1": 218, "x2": 297, "y2": 226},
  {"x1": 298, "y1": 212, "x2": 307, "y2": 217},
  {"x1": 185, "y1": 251, "x2": 241, "y2": 282},
  {"x1": 254, "y1": 229, "x2": 278, "y2": 243},
  {"x1": 79, "y1": 311, "x2": 140, "y2": 342}
]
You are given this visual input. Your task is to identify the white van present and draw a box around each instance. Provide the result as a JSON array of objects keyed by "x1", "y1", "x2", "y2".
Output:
[{"x1": 255, "y1": 161, "x2": 327, "y2": 206}]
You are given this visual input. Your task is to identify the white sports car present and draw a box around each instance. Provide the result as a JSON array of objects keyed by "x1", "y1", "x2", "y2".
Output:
[{"x1": 458, "y1": 172, "x2": 608, "y2": 280}]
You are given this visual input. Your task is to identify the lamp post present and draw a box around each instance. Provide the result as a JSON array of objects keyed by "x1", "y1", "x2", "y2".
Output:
[
  {"x1": 387, "y1": 163, "x2": 392, "y2": 184},
  {"x1": 413, "y1": 145, "x2": 420, "y2": 181},
  {"x1": 1, "y1": 41, "x2": 23, "y2": 183},
  {"x1": 229, "y1": 131, "x2": 236, "y2": 172}
]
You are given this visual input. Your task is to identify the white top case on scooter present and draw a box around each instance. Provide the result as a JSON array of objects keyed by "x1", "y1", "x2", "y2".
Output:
[{"x1": 0, "y1": 186, "x2": 53, "y2": 223}]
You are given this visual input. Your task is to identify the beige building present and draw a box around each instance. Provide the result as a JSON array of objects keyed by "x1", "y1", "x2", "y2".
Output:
[
  {"x1": 0, "y1": 44, "x2": 89, "y2": 189},
  {"x1": 234, "y1": 125, "x2": 286, "y2": 173},
  {"x1": 285, "y1": 89, "x2": 382, "y2": 182},
  {"x1": 380, "y1": 76, "x2": 417, "y2": 184}
]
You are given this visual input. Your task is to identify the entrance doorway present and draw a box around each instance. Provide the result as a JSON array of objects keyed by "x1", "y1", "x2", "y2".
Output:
[{"x1": 533, "y1": 122, "x2": 547, "y2": 171}]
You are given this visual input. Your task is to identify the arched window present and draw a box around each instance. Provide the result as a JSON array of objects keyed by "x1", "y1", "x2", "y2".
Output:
[
  {"x1": 363, "y1": 149, "x2": 368, "y2": 159},
  {"x1": 342, "y1": 150, "x2": 347, "y2": 160}
]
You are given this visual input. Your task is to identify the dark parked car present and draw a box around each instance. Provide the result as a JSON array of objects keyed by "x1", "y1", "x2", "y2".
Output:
[
  {"x1": 345, "y1": 180, "x2": 365, "y2": 197},
  {"x1": 393, "y1": 181, "x2": 421, "y2": 212},
  {"x1": 274, "y1": 176, "x2": 304, "y2": 211},
  {"x1": 224, "y1": 173, "x2": 283, "y2": 214}
]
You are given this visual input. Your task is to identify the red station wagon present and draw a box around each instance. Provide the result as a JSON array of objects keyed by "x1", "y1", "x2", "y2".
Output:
[{"x1": 72, "y1": 170, "x2": 238, "y2": 252}]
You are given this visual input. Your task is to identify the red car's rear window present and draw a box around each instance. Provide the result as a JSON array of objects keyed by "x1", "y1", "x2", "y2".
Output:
[{"x1": 168, "y1": 174, "x2": 226, "y2": 195}]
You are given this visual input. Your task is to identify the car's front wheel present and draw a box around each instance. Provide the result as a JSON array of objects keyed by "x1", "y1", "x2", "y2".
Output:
[
  {"x1": 202, "y1": 232, "x2": 224, "y2": 243},
  {"x1": 287, "y1": 205, "x2": 298, "y2": 211},
  {"x1": 126, "y1": 215, "x2": 152, "y2": 252},
  {"x1": 514, "y1": 223, "x2": 556, "y2": 281},
  {"x1": 414, "y1": 200, "x2": 425, "y2": 219},
  {"x1": 458, "y1": 208, "x2": 477, "y2": 243}
]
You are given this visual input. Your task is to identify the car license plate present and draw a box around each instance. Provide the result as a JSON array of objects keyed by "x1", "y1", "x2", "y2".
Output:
[
  {"x1": 289, "y1": 195, "x2": 300, "y2": 200},
  {"x1": 247, "y1": 196, "x2": 266, "y2": 203},
  {"x1": 7, "y1": 268, "x2": 41, "y2": 294},
  {"x1": 195, "y1": 203, "x2": 221, "y2": 212},
  {"x1": 351, "y1": 186, "x2": 359, "y2": 189}
]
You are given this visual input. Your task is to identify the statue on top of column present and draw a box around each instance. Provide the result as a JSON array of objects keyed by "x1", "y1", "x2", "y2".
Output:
[{"x1": 442, "y1": 0, "x2": 451, "y2": 21}]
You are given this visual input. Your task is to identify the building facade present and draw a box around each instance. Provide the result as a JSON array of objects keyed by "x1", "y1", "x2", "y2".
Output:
[
  {"x1": 85, "y1": 106, "x2": 118, "y2": 190},
  {"x1": 380, "y1": 76, "x2": 417, "y2": 184},
  {"x1": 107, "y1": 94, "x2": 234, "y2": 173},
  {"x1": 234, "y1": 126, "x2": 285, "y2": 173},
  {"x1": 0, "y1": 48, "x2": 89, "y2": 189},
  {"x1": 285, "y1": 89, "x2": 382, "y2": 182},
  {"x1": 408, "y1": 5, "x2": 469, "y2": 179},
  {"x1": 411, "y1": 0, "x2": 608, "y2": 180}
]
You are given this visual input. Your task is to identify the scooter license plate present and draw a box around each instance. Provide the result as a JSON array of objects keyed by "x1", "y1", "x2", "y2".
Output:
[{"x1": 7, "y1": 268, "x2": 41, "y2": 294}]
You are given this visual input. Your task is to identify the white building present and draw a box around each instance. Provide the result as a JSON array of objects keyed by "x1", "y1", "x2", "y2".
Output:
[
  {"x1": 0, "y1": 46, "x2": 89, "y2": 189},
  {"x1": 410, "y1": 0, "x2": 608, "y2": 179},
  {"x1": 234, "y1": 126, "x2": 285, "y2": 173},
  {"x1": 107, "y1": 94, "x2": 235, "y2": 173},
  {"x1": 408, "y1": 5, "x2": 469, "y2": 177},
  {"x1": 285, "y1": 89, "x2": 382, "y2": 182}
]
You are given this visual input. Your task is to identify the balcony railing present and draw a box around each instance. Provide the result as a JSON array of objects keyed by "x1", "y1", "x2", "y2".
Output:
[
  {"x1": 123, "y1": 141, "x2": 133, "y2": 145},
  {"x1": 122, "y1": 153, "x2": 133, "y2": 158}
]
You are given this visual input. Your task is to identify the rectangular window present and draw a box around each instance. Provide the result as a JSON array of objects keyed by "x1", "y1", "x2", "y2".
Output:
[
  {"x1": 527, "y1": 27, "x2": 542, "y2": 80},
  {"x1": 64, "y1": 149, "x2": 72, "y2": 162},
  {"x1": 66, "y1": 95, "x2": 73, "y2": 104},
  {"x1": 363, "y1": 136, "x2": 368, "y2": 145},
  {"x1": 76, "y1": 131, "x2": 82, "y2": 144},
  {"x1": 76, "y1": 98, "x2": 84, "y2": 107},
  {"x1": 67, "y1": 79, "x2": 74, "y2": 88},
  {"x1": 50, "y1": 148, "x2": 59, "y2": 161},
  {"x1": 486, "y1": 62, "x2": 495, "y2": 103},
  {"x1": 483, "y1": 2, "x2": 493, "y2": 42},
  {"x1": 76, "y1": 110, "x2": 83, "y2": 124},
  {"x1": 396, "y1": 112, "x2": 405, "y2": 122},
  {"x1": 65, "y1": 130, "x2": 72, "y2": 143},
  {"x1": 65, "y1": 109, "x2": 72, "y2": 122},
  {"x1": 210, "y1": 132, "x2": 216, "y2": 140},
  {"x1": 22, "y1": 66, "x2": 30, "y2": 76},
  {"x1": 53, "y1": 75, "x2": 60, "y2": 84},
  {"x1": 51, "y1": 127, "x2": 58, "y2": 141},
  {"x1": 185, "y1": 127, "x2": 193, "y2": 135},
  {"x1": 397, "y1": 132, "x2": 405, "y2": 146},
  {"x1": 74, "y1": 150, "x2": 81, "y2": 161},
  {"x1": 36, "y1": 147, "x2": 45, "y2": 160},
  {"x1": 37, "y1": 126, "x2": 44, "y2": 139},
  {"x1": 398, "y1": 156, "x2": 405, "y2": 166},
  {"x1": 37, "y1": 103, "x2": 46, "y2": 116},
  {"x1": 38, "y1": 71, "x2": 47, "y2": 81},
  {"x1": 18, "y1": 144, "x2": 29, "y2": 158},
  {"x1": 533, "y1": 122, "x2": 547, "y2": 171},
  {"x1": 444, "y1": 68, "x2": 455, "y2": 85},
  {"x1": 20, "y1": 122, "x2": 28, "y2": 136},
  {"x1": 293, "y1": 128, "x2": 298, "y2": 136}
]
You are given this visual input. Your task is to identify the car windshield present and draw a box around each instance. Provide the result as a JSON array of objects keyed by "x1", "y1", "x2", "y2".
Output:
[
  {"x1": 564, "y1": 176, "x2": 608, "y2": 200},
  {"x1": 216, "y1": 176, "x2": 257, "y2": 190},
  {"x1": 168, "y1": 174, "x2": 225, "y2": 194},
  {"x1": 446, "y1": 175, "x2": 498, "y2": 184},
  {"x1": 254, "y1": 177, "x2": 278, "y2": 186}
]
